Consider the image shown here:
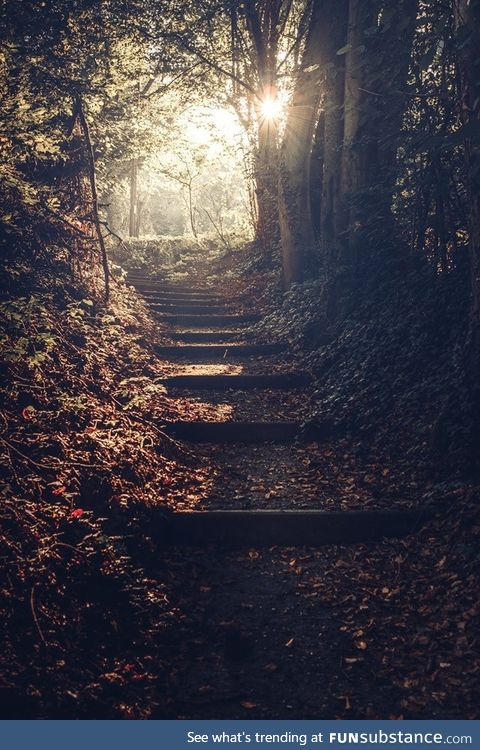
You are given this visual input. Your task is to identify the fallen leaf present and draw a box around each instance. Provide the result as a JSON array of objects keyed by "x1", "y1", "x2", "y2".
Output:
[{"x1": 264, "y1": 663, "x2": 278, "y2": 672}]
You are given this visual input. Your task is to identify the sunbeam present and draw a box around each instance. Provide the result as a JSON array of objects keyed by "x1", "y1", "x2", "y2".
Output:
[{"x1": 260, "y1": 95, "x2": 283, "y2": 121}]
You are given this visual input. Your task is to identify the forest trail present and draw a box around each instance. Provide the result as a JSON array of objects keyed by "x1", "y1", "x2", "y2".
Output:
[
  {"x1": 124, "y1": 273, "x2": 433, "y2": 719},
  {"x1": 130, "y1": 272, "x2": 425, "y2": 544}
]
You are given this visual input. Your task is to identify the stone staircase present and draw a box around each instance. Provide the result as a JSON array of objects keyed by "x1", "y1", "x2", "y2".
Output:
[{"x1": 128, "y1": 273, "x2": 429, "y2": 546}]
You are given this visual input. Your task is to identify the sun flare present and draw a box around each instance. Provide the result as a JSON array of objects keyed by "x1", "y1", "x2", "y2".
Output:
[{"x1": 260, "y1": 96, "x2": 282, "y2": 121}]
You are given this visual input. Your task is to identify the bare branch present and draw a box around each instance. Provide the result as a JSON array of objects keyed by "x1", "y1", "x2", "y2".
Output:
[{"x1": 74, "y1": 95, "x2": 110, "y2": 302}]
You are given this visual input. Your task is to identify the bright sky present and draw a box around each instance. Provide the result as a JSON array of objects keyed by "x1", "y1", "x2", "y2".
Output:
[{"x1": 183, "y1": 105, "x2": 245, "y2": 149}]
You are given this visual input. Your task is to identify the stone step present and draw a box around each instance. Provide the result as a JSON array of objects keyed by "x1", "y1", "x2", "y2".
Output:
[
  {"x1": 157, "y1": 313, "x2": 260, "y2": 327},
  {"x1": 128, "y1": 281, "x2": 218, "y2": 296},
  {"x1": 127, "y1": 274, "x2": 202, "y2": 284},
  {"x1": 126, "y1": 273, "x2": 169, "y2": 286},
  {"x1": 173, "y1": 331, "x2": 255, "y2": 343},
  {"x1": 127, "y1": 275, "x2": 204, "y2": 283},
  {"x1": 149, "y1": 303, "x2": 231, "y2": 315},
  {"x1": 162, "y1": 420, "x2": 336, "y2": 442},
  {"x1": 138, "y1": 289, "x2": 220, "y2": 300},
  {"x1": 155, "y1": 342, "x2": 288, "y2": 358},
  {"x1": 136, "y1": 289, "x2": 218, "y2": 300},
  {"x1": 164, "y1": 421, "x2": 301, "y2": 443},
  {"x1": 157, "y1": 509, "x2": 430, "y2": 547},
  {"x1": 141, "y1": 295, "x2": 230, "y2": 306},
  {"x1": 160, "y1": 373, "x2": 312, "y2": 390},
  {"x1": 126, "y1": 274, "x2": 168, "y2": 282}
]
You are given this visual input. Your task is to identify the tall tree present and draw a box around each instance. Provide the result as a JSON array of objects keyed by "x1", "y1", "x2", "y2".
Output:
[
  {"x1": 454, "y1": 0, "x2": 480, "y2": 450},
  {"x1": 337, "y1": 0, "x2": 418, "y2": 271},
  {"x1": 242, "y1": 0, "x2": 284, "y2": 249},
  {"x1": 336, "y1": 0, "x2": 378, "y2": 269},
  {"x1": 279, "y1": 0, "x2": 330, "y2": 284},
  {"x1": 318, "y1": 0, "x2": 348, "y2": 274}
]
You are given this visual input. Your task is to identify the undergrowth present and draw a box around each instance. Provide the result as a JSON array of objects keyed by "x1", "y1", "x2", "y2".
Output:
[
  {"x1": 255, "y1": 253, "x2": 472, "y2": 477},
  {"x1": 0, "y1": 246, "x2": 213, "y2": 718}
]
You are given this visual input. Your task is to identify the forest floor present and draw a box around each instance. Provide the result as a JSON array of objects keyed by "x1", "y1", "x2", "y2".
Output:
[{"x1": 1, "y1": 243, "x2": 479, "y2": 719}]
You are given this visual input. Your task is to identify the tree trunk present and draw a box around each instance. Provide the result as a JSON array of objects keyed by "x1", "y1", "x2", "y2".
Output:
[
  {"x1": 337, "y1": 0, "x2": 378, "y2": 267},
  {"x1": 318, "y1": 0, "x2": 348, "y2": 272},
  {"x1": 338, "y1": 0, "x2": 417, "y2": 269},
  {"x1": 370, "y1": 0, "x2": 419, "y2": 250},
  {"x1": 136, "y1": 198, "x2": 143, "y2": 238},
  {"x1": 310, "y1": 111, "x2": 325, "y2": 237},
  {"x1": 454, "y1": 0, "x2": 480, "y2": 456},
  {"x1": 255, "y1": 112, "x2": 279, "y2": 253},
  {"x1": 243, "y1": 0, "x2": 281, "y2": 255},
  {"x1": 188, "y1": 180, "x2": 198, "y2": 239},
  {"x1": 129, "y1": 157, "x2": 139, "y2": 238},
  {"x1": 75, "y1": 95, "x2": 110, "y2": 301},
  {"x1": 279, "y1": 0, "x2": 337, "y2": 286}
]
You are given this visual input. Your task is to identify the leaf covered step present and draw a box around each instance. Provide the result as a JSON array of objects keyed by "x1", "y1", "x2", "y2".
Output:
[
  {"x1": 156, "y1": 508, "x2": 432, "y2": 546},
  {"x1": 157, "y1": 313, "x2": 260, "y2": 327},
  {"x1": 173, "y1": 330, "x2": 255, "y2": 342},
  {"x1": 155, "y1": 342, "x2": 288, "y2": 357},
  {"x1": 149, "y1": 304, "x2": 231, "y2": 315},
  {"x1": 160, "y1": 373, "x2": 313, "y2": 390},
  {"x1": 163, "y1": 421, "x2": 302, "y2": 443}
]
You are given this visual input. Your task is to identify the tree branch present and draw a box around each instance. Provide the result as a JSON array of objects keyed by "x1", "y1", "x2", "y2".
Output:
[
  {"x1": 74, "y1": 94, "x2": 110, "y2": 302},
  {"x1": 168, "y1": 32, "x2": 258, "y2": 97}
]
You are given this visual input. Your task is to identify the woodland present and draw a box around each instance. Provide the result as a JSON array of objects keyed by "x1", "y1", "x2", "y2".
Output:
[{"x1": 1, "y1": 0, "x2": 480, "y2": 721}]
